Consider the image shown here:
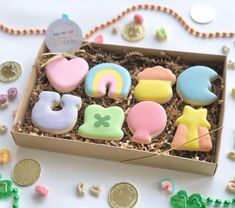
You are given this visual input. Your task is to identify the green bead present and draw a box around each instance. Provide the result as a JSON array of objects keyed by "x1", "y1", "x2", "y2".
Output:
[
  {"x1": 232, "y1": 198, "x2": 235, "y2": 205},
  {"x1": 206, "y1": 197, "x2": 214, "y2": 205},
  {"x1": 12, "y1": 188, "x2": 18, "y2": 194},
  {"x1": 214, "y1": 199, "x2": 222, "y2": 207},
  {"x1": 13, "y1": 195, "x2": 19, "y2": 201},
  {"x1": 223, "y1": 200, "x2": 231, "y2": 207},
  {"x1": 13, "y1": 204, "x2": 18, "y2": 208}
]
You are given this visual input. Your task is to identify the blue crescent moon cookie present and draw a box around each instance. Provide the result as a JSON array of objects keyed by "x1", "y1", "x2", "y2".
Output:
[{"x1": 176, "y1": 66, "x2": 218, "y2": 106}]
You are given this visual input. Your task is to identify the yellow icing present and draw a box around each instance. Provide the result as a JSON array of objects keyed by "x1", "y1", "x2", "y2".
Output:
[
  {"x1": 134, "y1": 80, "x2": 172, "y2": 103},
  {"x1": 176, "y1": 106, "x2": 211, "y2": 149},
  {"x1": 93, "y1": 69, "x2": 123, "y2": 97}
]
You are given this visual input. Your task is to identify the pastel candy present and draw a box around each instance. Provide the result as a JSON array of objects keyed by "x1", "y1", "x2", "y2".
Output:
[
  {"x1": 7, "y1": 87, "x2": 18, "y2": 100},
  {"x1": 171, "y1": 105, "x2": 212, "y2": 151},
  {"x1": 160, "y1": 178, "x2": 175, "y2": 194},
  {"x1": 0, "y1": 94, "x2": 8, "y2": 105},
  {"x1": 85, "y1": 63, "x2": 131, "y2": 100},
  {"x1": 0, "y1": 148, "x2": 11, "y2": 164},
  {"x1": 134, "y1": 66, "x2": 176, "y2": 103},
  {"x1": 35, "y1": 185, "x2": 49, "y2": 196},
  {"x1": 78, "y1": 104, "x2": 125, "y2": 140},
  {"x1": 127, "y1": 101, "x2": 167, "y2": 144},
  {"x1": 45, "y1": 55, "x2": 89, "y2": 93},
  {"x1": 32, "y1": 91, "x2": 82, "y2": 134},
  {"x1": 177, "y1": 66, "x2": 218, "y2": 106}
]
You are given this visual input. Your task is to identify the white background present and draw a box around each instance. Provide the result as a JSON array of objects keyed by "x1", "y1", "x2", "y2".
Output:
[{"x1": 1, "y1": 0, "x2": 235, "y2": 207}]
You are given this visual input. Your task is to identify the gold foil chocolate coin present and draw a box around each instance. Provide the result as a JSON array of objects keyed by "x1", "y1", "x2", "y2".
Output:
[
  {"x1": 108, "y1": 182, "x2": 138, "y2": 208},
  {"x1": 122, "y1": 22, "x2": 145, "y2": 42},
  {"x1": 12, "y1": 159, "x2": 41, "y2": 186},
  {"x1": 0, "y1": 61, "x2": 22, "y2": 82}
]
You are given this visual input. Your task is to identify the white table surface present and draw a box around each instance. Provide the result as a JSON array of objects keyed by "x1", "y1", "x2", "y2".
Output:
[{"x1": 1, "y1": 0, "x2": 235, "y2": 207}]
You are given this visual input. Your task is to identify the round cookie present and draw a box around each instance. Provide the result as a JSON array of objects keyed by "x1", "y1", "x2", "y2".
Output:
[
  {"x1": 32, "y1": 91, "x2": 82, "y2": 134},
  {"x1": 176, "y1": 65, "x2": 218, "y2": 106},
  {"x1": 78, "y1": 104, "x2": 125, "y2": 140},
  {"x1": 127, "y1": 101, "x2": 167, "y2": 144},
  {"x1": 134, "y1": 66, "x2": 176, "y2": 104},
  {"x1": 45, "y1": 55, "x2": 89, "y2": 93},
  {"x1": 85, "y1": 63, "x2": 131, "y2": 100}
]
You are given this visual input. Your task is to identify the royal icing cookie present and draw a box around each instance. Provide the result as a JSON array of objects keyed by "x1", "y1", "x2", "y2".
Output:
[
  {"x1": 176, "y1": 66, "x2": 218, "y2": 106},
  {"x1": 171, "y1": 105, "x2": 212, "y2": 151},
  {"x1": 78, "y1": 104, "x2": 124, "y2": 140},
  {"x1": 85, "y1": 63, "x2": 131, "y2": 100},
  {"x1": 45, "y1": 55, "x2": 89, "y2": 93},
  {"x1": 127, "y1": 101, "x2": 167, "y2": 144},
  {"x1": 134, "y1": 66, "x2": 176, "y2": 103},
  {"x1": 32, "y1": 91, "x2": 82, "y2": 134}
]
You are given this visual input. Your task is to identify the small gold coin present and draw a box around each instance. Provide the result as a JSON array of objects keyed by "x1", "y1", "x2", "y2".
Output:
[
  {"x1": 108, "y1": 182, "x2": 138, "y2": 208},
  {"x1": 122, "y1": 22, "x2": 145, "y2": 42},
  {"x1": 0, "y1": 61, "x2": 22, "y2": 82},
  {"x1": 12, "y1": 159, "x2": 41, "y2": 186}
]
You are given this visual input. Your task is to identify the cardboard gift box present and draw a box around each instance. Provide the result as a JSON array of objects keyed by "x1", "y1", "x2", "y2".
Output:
[{"x1": 11, "y1": 42, "x2": 226, "y2": 176}]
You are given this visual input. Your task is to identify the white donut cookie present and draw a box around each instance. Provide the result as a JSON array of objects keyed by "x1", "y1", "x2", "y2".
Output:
[{"x1": 32, "y1": 91, "x2": 82, "y2": 134}]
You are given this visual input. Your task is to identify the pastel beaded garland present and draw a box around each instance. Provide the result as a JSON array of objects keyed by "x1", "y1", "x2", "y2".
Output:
[
  {"x1": 176, "y1": 66, "x2": 218, "y2": 106},
  {"x1": 85, "y1": 63, "x2": 131, "y2": 100}
]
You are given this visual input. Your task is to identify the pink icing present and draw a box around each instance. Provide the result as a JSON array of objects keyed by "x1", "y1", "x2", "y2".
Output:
[
  {"x1": 127, "y1": 101, "x2": 167, "y2": 144},
  {"x1": 45, "y1": 55, "x2": 89, "y2": 93},
  {"x1": 98, "y1": 74, "x2": 118, "y2": 97}
]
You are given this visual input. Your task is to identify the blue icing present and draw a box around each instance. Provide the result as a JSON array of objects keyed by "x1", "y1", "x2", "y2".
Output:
[
  {"x1": 177, "y1": 66, "x2": 218, "y2": 105},
  {"x1": 85, "y1": 63, "x2": 131, "y2": 97}
]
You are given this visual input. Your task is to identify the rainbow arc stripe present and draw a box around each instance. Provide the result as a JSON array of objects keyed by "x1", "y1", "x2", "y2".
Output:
[{"x1": 85, "y1": 63, "x2": 131, "y2": 99}]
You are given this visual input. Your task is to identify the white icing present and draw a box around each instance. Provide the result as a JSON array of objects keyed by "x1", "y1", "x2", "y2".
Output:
[{"x1": 32, "y1": 91, "x2": 82, "y2": 134}]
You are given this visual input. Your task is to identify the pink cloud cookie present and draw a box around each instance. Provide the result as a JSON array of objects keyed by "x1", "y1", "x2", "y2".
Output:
[
  {"x1": 32, "y1": 91, "x2": 82, "y2": 134},
  {"x1": 127, "y1": 101, "x2": 167, "y2": 144},
  {"x1": 45, "y1": 55, "x2": 89, "y2": 93}
]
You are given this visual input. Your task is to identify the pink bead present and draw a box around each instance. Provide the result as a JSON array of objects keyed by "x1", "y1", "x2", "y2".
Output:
[
  {"x1": 134, "y1": 14, "x2": 144, "y2": 24},
  {"x1": 7, "y1": 88, "x2": 18, "y2": 100},
  {"x1": 35, "y1": 185, "x2": 49, "y2": 196},
  {"x1": 0, "y1": 94, "x2": 8, "y2": 105},
  {"x1": 94, "y1": 34, "x2": 104, "y2": 43}
]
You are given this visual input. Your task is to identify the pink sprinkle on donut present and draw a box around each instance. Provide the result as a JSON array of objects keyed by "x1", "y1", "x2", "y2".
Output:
[
  {"x1": 35, "y1": 185, "x2": 49, "y2": 196},
  {"x1": 134, "y1": 14, "x2": 144, "y2": 24}
]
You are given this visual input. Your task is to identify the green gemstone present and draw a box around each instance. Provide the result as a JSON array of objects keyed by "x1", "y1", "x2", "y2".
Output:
[
  {"x1": 214, "y1": 199, "x2": 222, "y2": 207},
  {"x1": 232, "y1": 198, "x2": 235, "y2": 205},
  {"x1": 206, "y1": 197, "x2": 214, "y2": 205},
  {"x1": 13, "y1": 204, "x2": 18, "y2": 208},
  {"x1": 13, "y1": 195, "x2": 19, "y2": 201},
  {"x1": 223, "y1": 200, "x2": 231, "y2": 207}
]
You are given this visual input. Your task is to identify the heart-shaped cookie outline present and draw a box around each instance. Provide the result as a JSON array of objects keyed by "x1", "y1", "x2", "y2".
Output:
[{"x1": 45, "y1": 55, "x2": 89, "y2": 93}]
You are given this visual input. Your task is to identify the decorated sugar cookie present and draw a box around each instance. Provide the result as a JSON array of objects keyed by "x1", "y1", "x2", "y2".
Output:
[
  {"x1": 85, "y1": 63, "x2": 131, "y2": 100},
  {"x1": 171, "y1": 105, "x2": 212, "y2": 151},
  {"x1": 32, "y1": 91, "x2": 82, "y2": 134},
  {"x1": 134, "y1": 66, "x2": 176, "y2": 103},
  {"x1": 78, "y1": 104, "x2": 124, "y2": 140},
  {"x1": 45, "y1": 55, "x2": 89, "y2": 93},
  {"x1": 176, "y1": 66, "x2": 218, "y2": 106},
  {"x1": 127, "y1": 101, "x2": 167, "y2": 144}
]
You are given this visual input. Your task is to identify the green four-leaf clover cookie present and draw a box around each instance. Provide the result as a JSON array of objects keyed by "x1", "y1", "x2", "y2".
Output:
[{"x1": 78, "y1": 104, "x2": 125, "y2": 140}]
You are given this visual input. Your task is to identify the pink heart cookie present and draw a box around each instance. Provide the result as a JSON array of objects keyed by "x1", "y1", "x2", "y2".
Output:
[{"x1": 45, "y1": 55, "x2": 89, "y2": 93}]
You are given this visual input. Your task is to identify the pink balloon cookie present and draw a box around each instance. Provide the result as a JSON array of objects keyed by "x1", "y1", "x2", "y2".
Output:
[
  {"x1": 127, "y1": 101, "x2": 167, "y2": 144},
  {"x1": 45, "y1": 55, "x2": 89, "y2": 93}
]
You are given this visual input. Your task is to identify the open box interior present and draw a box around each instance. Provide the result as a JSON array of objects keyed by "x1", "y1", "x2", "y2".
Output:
[{"x1": 11, "y1": 42, "x2": 226, "y2": 176}]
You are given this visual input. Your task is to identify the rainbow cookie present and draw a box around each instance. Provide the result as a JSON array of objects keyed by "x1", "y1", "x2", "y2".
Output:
[
  {"x1": 134, "y1": 66, "x2": 176, "y2": 103},
  {"x1": 45, "y1": 55, "x2": 89, "y2": 93},
  {"x1": 78, "y1": 104, "x2": 125, "y2": 140},
  {"x1": 32, "y1": 91, "x2": 82, "y2": 134},
  {"x1": 171, "y1": 105, "x2": 212, "y2": 151},
  {"x1": 127, "y1": 101, "x2": 167, "y2": 144},
  {"x1": 176, "y1": 65, "x2": 218, "y2": 106},
  {"x1": 85, "y1": 63, "x2": 131, "y2": 100}
]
